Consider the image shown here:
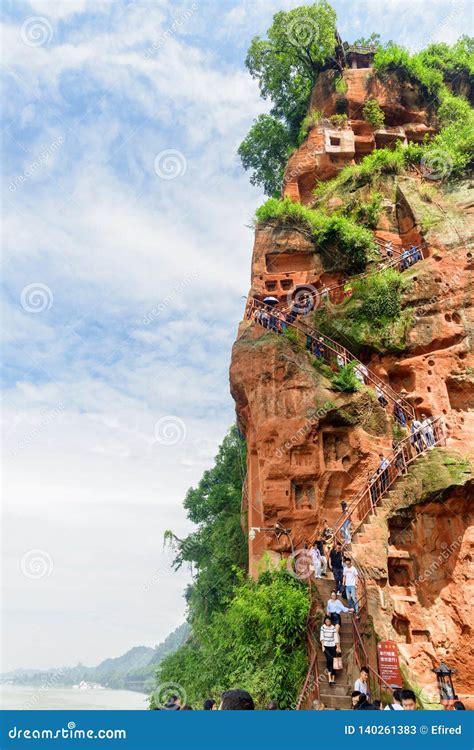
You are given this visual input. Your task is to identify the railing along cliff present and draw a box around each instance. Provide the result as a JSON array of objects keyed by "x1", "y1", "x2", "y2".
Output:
[
  {"x1": 245, "y1": 297, "x2": 415, "y2": 422},
  {"x1": 332, "y1": 416, "x2": 446, "y2": 541},
  {"x1": 277, "y1": 244, "x2": 424, "y2": 313},
  {"x1": 295, "y1": 581, "x2": 321, "y2": 710}
]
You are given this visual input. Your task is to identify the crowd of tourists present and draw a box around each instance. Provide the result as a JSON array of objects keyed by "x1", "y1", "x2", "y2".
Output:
[
  {"x1": 250, "y1": 295, "x2": 439, "y2": 465},
  {"x1": 156, "y1": 688, "x2": 466, "y2": 711}
]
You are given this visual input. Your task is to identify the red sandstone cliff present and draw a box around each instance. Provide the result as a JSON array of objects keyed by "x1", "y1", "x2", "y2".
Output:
[{"x1": 230, "y1": 63, "x2": 474, "y2": 704}]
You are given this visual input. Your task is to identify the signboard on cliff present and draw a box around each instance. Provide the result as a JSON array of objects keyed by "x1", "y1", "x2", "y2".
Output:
[{"x1": 377, "y1": 640, "x2": 403, "y2": 688}]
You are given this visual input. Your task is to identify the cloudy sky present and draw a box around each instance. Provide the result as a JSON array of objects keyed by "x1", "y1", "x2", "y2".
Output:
[{"x1": 1, "y1": 0, "x2": 471, "y2": 672}]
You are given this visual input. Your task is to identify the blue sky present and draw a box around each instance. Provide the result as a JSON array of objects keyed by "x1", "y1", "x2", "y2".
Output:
[{"x1": 1, "y1": 0, "x2": 472, "y2": 672}]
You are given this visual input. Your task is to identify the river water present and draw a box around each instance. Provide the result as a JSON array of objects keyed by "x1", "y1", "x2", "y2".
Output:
[{"x1": 0, "y1": 684, "x2": 149, "y2": 710}]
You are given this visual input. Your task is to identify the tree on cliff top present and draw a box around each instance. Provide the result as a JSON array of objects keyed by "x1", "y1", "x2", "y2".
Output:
[
  {"x1": 245, "y1": 1, "x2": 338, "y2": 127},
  {"x1": 238, "y1": 1, "x2": 338, "y2": 195}
]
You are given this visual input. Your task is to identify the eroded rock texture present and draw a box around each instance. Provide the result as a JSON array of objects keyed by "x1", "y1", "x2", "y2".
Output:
[{"x1": 230, "y1": 63, "x2": 474, "y2": 702}]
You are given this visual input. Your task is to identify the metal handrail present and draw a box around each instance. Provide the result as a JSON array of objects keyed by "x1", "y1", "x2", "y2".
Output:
[
  {"x1": 246, "y1": 297, "x2": 415, "y2": 421},
  {"x1": 332, "y1": 416, "x2": 445, "y2": 539},
  {"x1": 351, "y1": 612, "x2": 395, "y2": 700},
  {"x1": 271, "y1": 245, "x2": 424, "y2": 315},
  {"x1": 296, "y1": 580, "x2": 321, "y2": 710}
]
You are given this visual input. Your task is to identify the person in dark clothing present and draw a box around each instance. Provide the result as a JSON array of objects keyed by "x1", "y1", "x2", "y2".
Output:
[
  {"x1": 163, "y1": 694, "x2": 180, "y2": 710},
  {"x1": 181, "y1": 705, "x2": 193, "y2": 710},
  {"x1": 453, "y1": 701, "x2": 466, "y2": 710},
  {"x1": 220, "y1": 689, "x2": 255, "y2": 710},
  {"x1": 266, "y1": 700, "x2": 278, "y2": 710},
  {"x1": 203, "y1": 699, "x2": 216, "y2": 710},
  {"x1": 351, "y1": 690, "x2": 361, "y2": 709},
  {"x1": 356, "y1": 694, "x2": 378, "y2": 710},
  {"x1": 330, "y1": 542, "x2": 344, "y2": 593}
]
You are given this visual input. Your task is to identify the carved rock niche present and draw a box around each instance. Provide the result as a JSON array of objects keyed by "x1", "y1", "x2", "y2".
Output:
[{"x1": 293, "y1": 482, "x2": 316, "y2": 509}]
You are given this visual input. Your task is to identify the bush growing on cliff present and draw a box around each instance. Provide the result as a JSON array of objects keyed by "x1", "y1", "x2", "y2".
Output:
[
  {"x1": 363, "y1": 99, "x2": 385, "y2": 129},
  {"x1": 374, "y1": 43, "x2": 445, "y2": 99},
  {"x1": 155, "y1": 571, "x2": 310, "y2": 709},
  {"x1": 255, "y1": 197, "x2": 376, "y2": 273},
  {"x1": 330, "y1": 361, "x2": 361, "y2": 392},
  {"x1": 353, "y1": 268, "x2": 404, "y2": 321}
]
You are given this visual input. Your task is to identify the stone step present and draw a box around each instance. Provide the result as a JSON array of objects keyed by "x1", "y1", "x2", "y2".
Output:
[
  {"x1": 318, "y1": 683, "x2": 350, "y2": 697},
  {"x1": 319, "y1": 693, "x2": 352, "y2": 709}
]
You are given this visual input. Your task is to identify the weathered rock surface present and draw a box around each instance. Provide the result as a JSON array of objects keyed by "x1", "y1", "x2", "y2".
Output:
[{"x1": 230, "y1": 64, "x2": 474, "y2": 703}]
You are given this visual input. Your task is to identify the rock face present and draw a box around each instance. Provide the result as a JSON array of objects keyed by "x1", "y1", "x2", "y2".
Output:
[
  {"x1": 283, "y1": 68, "x2": 436, "y2": 204},
  {"x1": 230, "y1": 61, "x2": 474, "y2": 702}
]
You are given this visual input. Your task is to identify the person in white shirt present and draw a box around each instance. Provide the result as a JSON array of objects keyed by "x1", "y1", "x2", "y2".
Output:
[
  {"x1": 311, "y1": 543, "x2": 322, "y2": 578},
  {"x1": 343, "y1": 558, "x2": 359, "y2": 613},
  {"x1": 384, "y1": 688, "x2": 404, "y2": 710},
  {"x1": 320, "y1": 615, "x2": 340, "y2": 684},
  {"x1": 326, "y1": 590, "x2": 353, "y2": 630},
  {"x1": 420, "y1": 413, "x2": 435, "y2": 448},
  {"x1": 354, "y1": 666, "x2": 370, "y2": 697}
]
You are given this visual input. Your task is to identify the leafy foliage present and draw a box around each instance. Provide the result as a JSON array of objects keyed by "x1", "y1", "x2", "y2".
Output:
[
  {"x1": 312, "y1": 268, "x2": 411, "y2": 354},
  {"x1": 363, "y1": 98, "x2": 385, "y2": 129},
  {"x1": 156, "y1": 571, "x2": 310, "y2": 709},
  {"x1": 352, "y1": 33, "x2": 381, "y2": 48},
  {"x1": 348, "y1": 192, "x2": 383, "y2": 229},
  {"x1": 255, "y1": 196, "x2": 376, "y2": 273},
  {"x1": 238, "y1": 115, "x2": 293, "y2": 197},
  {"x1": 374, "y1": 43, "x2": 445, "y2": 98},
  {"x1": 354, "y1": 268, "x2": 403, "y2": 321},
  {"x1": 165, "y1": 426, "x2": 248, "y2": 626},
  {"x1": 297, "y1": 109, "x2": 322, "y2": 146},
  {"x1": 330, "y1": 361, "x2": 361, "y2": 392},
  {"x1": 239, "y1": 1, "x2": 339, "y2": 193}
]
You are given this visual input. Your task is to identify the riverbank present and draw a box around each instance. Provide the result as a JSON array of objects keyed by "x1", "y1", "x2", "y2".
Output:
[{"x1": 0, "y1": 684, "x2": 149, "y2": 710}]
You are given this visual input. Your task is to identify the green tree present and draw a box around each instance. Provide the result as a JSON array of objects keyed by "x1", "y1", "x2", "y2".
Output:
[
  {"x1": 238, "y1": 115, "x2": 292, "y2": 197},
  {"x1": 155, "y1": 571, "x2": 310, "y2": 709},
  {"x1": 353, "y1": 33, "x2": 381, "y2": 48},
  {"x1": 239, "y1": 1, "x2": 339, "y2": 193},
  {"x1": 164, "y1": 426, "x2": 248, "y2": 626}
]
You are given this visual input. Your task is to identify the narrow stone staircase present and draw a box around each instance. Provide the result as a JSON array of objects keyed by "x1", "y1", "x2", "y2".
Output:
[{"x1": 309, "y1": 575, "x2": 355, "y2": 709}]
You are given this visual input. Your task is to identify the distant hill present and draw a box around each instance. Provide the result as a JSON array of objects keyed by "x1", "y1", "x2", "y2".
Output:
[{"x1": 1, "y1": 622, "x2": 189, "y2": 694}]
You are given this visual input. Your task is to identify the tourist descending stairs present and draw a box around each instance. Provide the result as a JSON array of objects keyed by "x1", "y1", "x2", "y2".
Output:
[
  {"x1": 332, "y1": 417, "x2": 446, "y2": 542},
  {"x1": 272, "y1": 242, "x2": 424, "y2": 313},
  {"x1": 245, "y1": 296, "x2": 415, "y2": 423},
  {"x1": 296, "y1": 575, "x2": 355, "y2": 710}
]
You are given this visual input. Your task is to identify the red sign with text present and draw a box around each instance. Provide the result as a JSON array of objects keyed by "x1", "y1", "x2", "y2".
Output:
[{"x1": 377, "y1": 640, "x2": 402, "y2": 688}]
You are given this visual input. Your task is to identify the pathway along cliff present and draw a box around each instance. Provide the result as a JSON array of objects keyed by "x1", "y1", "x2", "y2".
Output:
[{"x1": 229, "y1": 19, "x2": 473, "y2": 709}]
